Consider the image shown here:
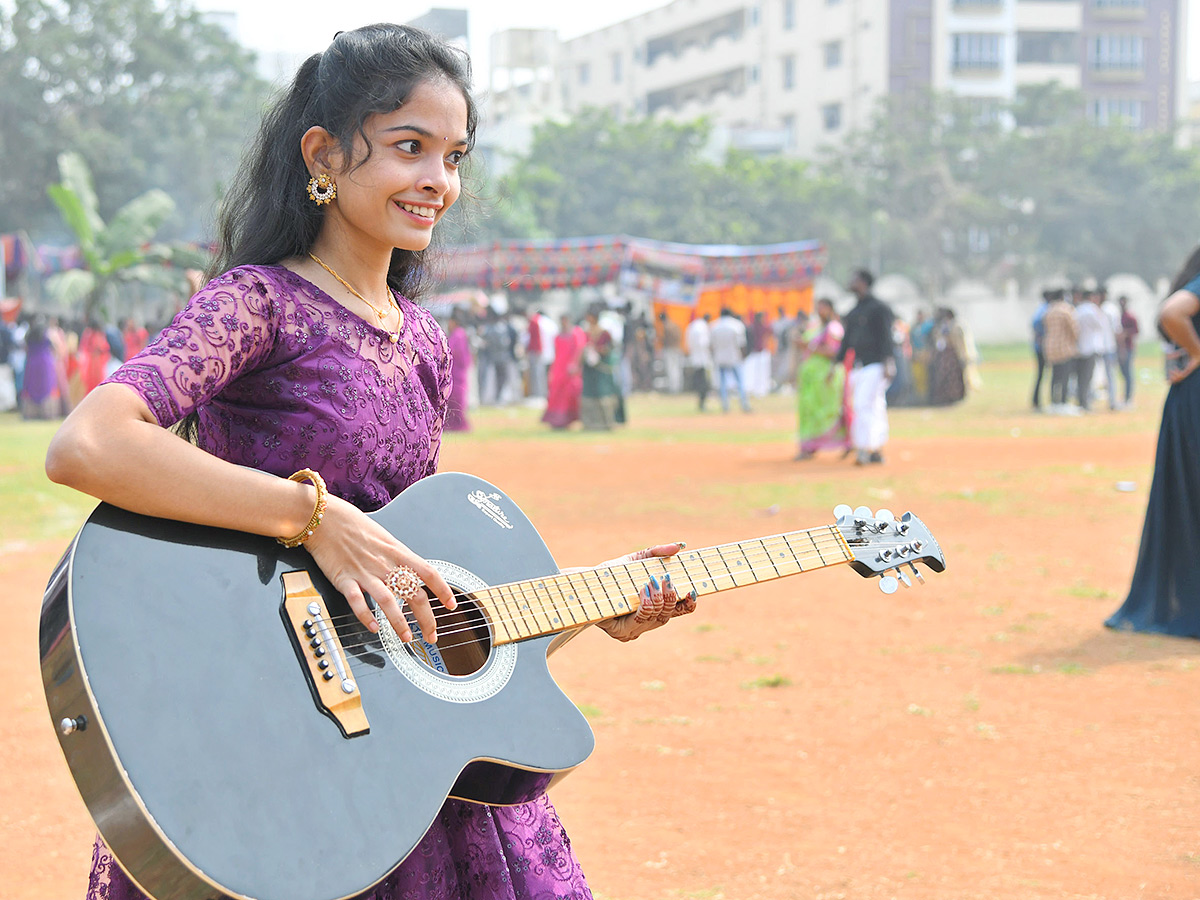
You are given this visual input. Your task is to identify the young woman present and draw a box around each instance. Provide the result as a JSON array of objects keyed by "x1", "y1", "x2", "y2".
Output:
[
  {"x1": 1105, "y1": 246, "x2": 1200, "y2": 637},
  {"x1": 46, "y1": 23, "x2": 695, "y2": 900}
]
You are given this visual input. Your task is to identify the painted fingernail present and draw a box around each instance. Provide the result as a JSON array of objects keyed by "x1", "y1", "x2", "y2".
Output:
[
  {"x1": 676, "y1": 541, "x2": 687, "y2": 549},
  {"x1": 663, "y1": 573, "x2": 672, "y2": 585},
  {"x1": 650, "y1": 575, "x2": 659, "y2": 590},
  {"x1": 689, "y1": 590, "x2": 698, "y2": 601}
]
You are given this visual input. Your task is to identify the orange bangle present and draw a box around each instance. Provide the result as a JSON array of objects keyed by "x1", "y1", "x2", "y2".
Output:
[{"x1": 277, "y1": 469, "x2": 327, "y2": 548}]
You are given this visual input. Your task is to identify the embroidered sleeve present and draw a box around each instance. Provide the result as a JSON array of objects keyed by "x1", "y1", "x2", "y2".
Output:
[
  {"x1": 104, "y1": 268, "x2": 280, "y2": 427},
  {"x1": 422, "y1": 316, "x2": 453, "y2": 478}
]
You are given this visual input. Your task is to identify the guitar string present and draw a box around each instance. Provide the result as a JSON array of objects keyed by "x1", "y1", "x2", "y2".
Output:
[
  {"x1": 320, "y1": 541, "x2": 854, "y2": 661},
  {"x1": 311, "y1": 532, "x2": 852, "y2": 640},
  {"x1": 313, "y1": 531, "x2": 908, "y2": 653},
  {"x1": 313, "y1": 535, "x2": 925, "y2": 664},
  {"x1": 314, "y1": 526, "x2": 913, "y2": 642}
]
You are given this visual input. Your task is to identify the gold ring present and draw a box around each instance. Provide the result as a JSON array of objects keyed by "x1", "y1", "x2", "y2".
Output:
[{"x1": 386, "y1": 565, "x2": 421, "y2": 604}]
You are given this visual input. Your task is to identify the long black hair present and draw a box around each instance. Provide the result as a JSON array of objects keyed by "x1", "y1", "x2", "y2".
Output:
[
  {"x1": 209, "y1": 23, "x2": 477, "y2": 301},
  {"x1": 1167, "y1": 244, "x2": 1200, "y2": 297}
]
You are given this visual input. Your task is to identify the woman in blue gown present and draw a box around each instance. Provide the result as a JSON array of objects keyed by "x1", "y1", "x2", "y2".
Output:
[{"x1": 1106, "y1": 246, "x2": 1200, "y2": 636}]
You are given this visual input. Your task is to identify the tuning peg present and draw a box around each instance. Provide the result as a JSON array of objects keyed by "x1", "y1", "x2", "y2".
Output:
[
  {"x1": 909, "y1": 562, "x2": 924, "y2": 584},
  {"x1": 879, "y1": 575, "x2": 899, "y2": 595},
  {"x1": 875, "y1": 508, "x2": 894, "y2": 523},
  {"x1": 894, "y1": 567, "x2": 911, "y2": 588},
  {"x1": 834, "y1": 504, "x2": 853, "y2": 519},
  {"x1": 854, "y1": 506, "x2": 872, "y2": 520}
]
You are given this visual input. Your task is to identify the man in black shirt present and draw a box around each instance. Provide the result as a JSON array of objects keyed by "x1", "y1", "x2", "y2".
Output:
[{"x1": 836, "y1": 269, "x2": 895, "y2": 464}]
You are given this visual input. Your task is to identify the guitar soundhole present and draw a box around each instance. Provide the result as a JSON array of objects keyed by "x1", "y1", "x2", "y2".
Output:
[{"x1": 407, "y1": 592, "x2": 491, "y2": 677}]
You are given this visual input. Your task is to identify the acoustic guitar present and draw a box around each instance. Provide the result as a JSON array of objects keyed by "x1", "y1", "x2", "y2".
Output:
[{"x1": 40, "y1": 471, "x2": 944, "y2": 900}]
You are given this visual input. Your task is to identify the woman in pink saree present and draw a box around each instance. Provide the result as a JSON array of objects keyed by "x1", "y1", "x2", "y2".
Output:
[
  {"x1": 444, "y1": 309, "x2": 472, "y2": 431},
  {"x1": 542, "y1": 313, "x2": 586, "y2": 428}
]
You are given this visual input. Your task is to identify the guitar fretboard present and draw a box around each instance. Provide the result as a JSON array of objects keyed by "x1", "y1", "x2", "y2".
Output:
[{"x1": 478, "y1": 525, "x2": 853, "y2": 645}]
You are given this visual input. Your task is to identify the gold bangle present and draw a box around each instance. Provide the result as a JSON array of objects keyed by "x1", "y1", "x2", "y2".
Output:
[{"x1": 277, "y1": 469, "x2": 328, "y2": 548}]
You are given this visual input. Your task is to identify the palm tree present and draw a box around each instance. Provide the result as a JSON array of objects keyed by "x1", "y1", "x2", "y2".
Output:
[{"x1": 45, "y1": 152, "x2": 210, "y2": 322}]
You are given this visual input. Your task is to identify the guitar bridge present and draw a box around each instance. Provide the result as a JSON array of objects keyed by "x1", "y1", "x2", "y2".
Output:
[{"x1": 281, "y1": 570, "x2": 369, "y2": 738}]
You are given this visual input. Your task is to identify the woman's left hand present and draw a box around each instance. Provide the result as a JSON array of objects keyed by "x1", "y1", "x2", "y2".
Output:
[{"x1": 596, "y1": 542, "x2": 698, "y2": 642}]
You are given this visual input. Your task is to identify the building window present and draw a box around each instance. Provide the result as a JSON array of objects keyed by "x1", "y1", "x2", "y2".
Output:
[
  {"x1": 750, "y1": 6, "x2": 761, "y2": 25},
  {"x1": 1016, "y1": 31, "x2": 1078, "y2": 64},
  {"x1": 1093, "y1": 0, "x2": 1145, "y2": 8},
  {"x1": 1089, "y1": 97, "x2": 1144, "y2": 126},
  {"x1": 612, "y1": 52, "x2": 623, "y2": 83},
  {"x1": 953, "y1": 0, "x2": 1003, "y2": 7},
  {"x1": 782, "y1": 54, "x2": 795, "y2": 89},
  {"x1": 822, "y1": 102, "x2": 842, "y2": 130},
  {"x1": 951, "y1": 33, "x2": 1003, "y2": 70},
  {"x1": 1088, "y1": 34, "x2": 1143, "y2": 70},
  {"x1": 783, "y1": 0, "x2": 796, "y2": 29},
  {"x1": 824, "y1": 40, "x2": 843, "y2": 68},
  {"x1": 965, "y1": 96, "x2": 1002, "y2": 123},
  {"x1": 749, "y1": 63, "x2": 761, "y2": 83},
  {"x1": 578, "y1": 62, "x2": 590, "y2": 84}
]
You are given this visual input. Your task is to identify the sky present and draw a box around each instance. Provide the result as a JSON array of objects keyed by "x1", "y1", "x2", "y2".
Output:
[{"x1": 195, "y1": 0, "x2": 1200, "y2": 81}]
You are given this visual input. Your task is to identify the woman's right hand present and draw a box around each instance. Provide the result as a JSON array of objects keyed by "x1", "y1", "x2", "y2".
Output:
[{"x1": 302, "y1": 494, "x2": 456, "y2": 643}]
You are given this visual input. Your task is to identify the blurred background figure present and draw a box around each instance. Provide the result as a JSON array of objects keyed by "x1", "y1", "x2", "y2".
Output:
[
  {"x1": 1117, "y1": 295, "x2": 1140, "y2": 407},
  {"x1": 444, "y1": 308, "x2": 472, "y2": 432},
  {"x1": 710, "y1": 307, "x2": 751, "y2": 413},
  {"x1": 793, "y1": 299, "x2": 851, "y2": 461},
  {"x1": 580, "y1": 308, "x2": 624, "y2": 430},
  {"x1": 658, "y1": 310, "x2": 683, "y2": 394},
  {"x1": 685, "y1": 312, "x2": 713, "y2": 412},
  {"x1": 542, "y1": 313, "x2": 586, "y2": 429}
]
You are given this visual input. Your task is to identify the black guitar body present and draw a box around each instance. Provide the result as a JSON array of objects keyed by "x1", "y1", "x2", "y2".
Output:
[{"x1": 40, "y1": 472, "x2": 595, "y2": 900}]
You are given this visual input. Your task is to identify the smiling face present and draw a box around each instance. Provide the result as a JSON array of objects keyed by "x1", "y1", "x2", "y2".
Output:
[{"x1": 313, "y1": 78, "x2": 469, "y2": 256}]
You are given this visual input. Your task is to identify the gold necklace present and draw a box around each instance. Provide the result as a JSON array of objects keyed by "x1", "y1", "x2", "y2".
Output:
[{"x1": 308, "y1": 252, "x2": 401, "y2": 343}]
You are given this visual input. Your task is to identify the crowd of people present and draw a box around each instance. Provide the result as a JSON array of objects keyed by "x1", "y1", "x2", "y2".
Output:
[
  {"x1": 0, "y1": 314, "x2": 149, "y2": 419},
  {"x1": 3, "y1": 276, "x2": 986, "y2": 462},
  {"x1": 1031, "y1": 285, "x2": 1140, "y2": 415},
  {"x1": 424, "y1": 275, "x2": 979, "y2": 448}
]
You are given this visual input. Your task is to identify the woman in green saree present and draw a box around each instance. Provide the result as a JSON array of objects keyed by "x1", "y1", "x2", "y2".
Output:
[{"x1": 793, "y1": 298, "x2": 852, "y2": 460}]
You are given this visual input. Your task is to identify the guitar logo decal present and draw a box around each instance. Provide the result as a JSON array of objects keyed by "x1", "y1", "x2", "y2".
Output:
[{"x1": 467, "y1": 490, "x2": 514, "y2": 530}]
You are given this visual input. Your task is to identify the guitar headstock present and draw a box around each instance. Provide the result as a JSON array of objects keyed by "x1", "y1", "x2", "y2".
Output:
[{"x1": 833, "y1": 505, "x2": 946, "y2": 594}]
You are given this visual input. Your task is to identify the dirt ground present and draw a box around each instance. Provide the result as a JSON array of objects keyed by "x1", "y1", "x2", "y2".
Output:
[{"x1": 6, "y1": 400, "x2": 1200, "y2": 900}]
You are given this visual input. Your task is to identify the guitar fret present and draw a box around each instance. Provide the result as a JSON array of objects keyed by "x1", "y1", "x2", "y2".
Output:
[
  {"x1": 766, "y1": 535, "x2": 804, "y2": 577},
  {"x1": 515, "y1": 582, "x2": 554, "y2": 634},
  {"x1": 615, "y1": 564, "x2": 643, "y2": 616},
  {"x1": 812, "y1": 528, "x2": 832, "y2": 566},
  {"x1": 708, "y1": 547, "x2": 740, "y2": 590},
  {"x1": 530, "y1": 577, "x2": 568, "y2": 631},
  {"x1": 758, "y1": 538, "x2": 781, "y2": 579},
  {"x1": 568, "y1": 572, "x2": 606, "y2": 622},
  {"x1": 496, "y1": 584, "x2": 532, "y2": 638},
  {"x1": 485, "y1": 584, "x2": 523, "y2": 640},
  {"x1": 547, "y1": 575, "x2": 582, "y2": 626},
  {"x1": 692, "y1": 548, "x2": 719, "y2": 595}
]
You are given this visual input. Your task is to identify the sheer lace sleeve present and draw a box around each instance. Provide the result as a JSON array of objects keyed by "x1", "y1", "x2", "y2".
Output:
[{"x1": 105, "y1": 268, "x2": 280, "y2": 427}]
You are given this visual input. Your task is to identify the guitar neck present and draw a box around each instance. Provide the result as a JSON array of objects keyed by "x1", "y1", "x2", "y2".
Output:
[{"x1": 479, "y1": 525, "x2": 854, "y2": 645}]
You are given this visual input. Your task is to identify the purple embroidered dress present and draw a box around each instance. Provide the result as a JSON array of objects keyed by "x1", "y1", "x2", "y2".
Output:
[{"x1": 88, "y1": 265, "x2": 592, "y2": 900}]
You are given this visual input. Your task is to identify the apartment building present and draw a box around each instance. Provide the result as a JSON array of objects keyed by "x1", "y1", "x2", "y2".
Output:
[{"x1": 486, "y1": 0, "x2": 1185, "y2": 159}]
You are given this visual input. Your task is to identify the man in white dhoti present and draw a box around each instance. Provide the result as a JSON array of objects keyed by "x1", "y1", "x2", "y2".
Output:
[{"x1": 836, "y1": 269, "x2": 895, "y2": 465}]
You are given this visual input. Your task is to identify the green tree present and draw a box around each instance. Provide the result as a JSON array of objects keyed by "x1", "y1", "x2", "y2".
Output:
[
  {"x1": 0, "y1": 0, "x2": 269, "y2": 238},
  {"x1": 505, "y1": 108, "x2": 714, "y2": 242},
  {"x1": 45, "y1": 152, "x2": 208, "y2": 322}
]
